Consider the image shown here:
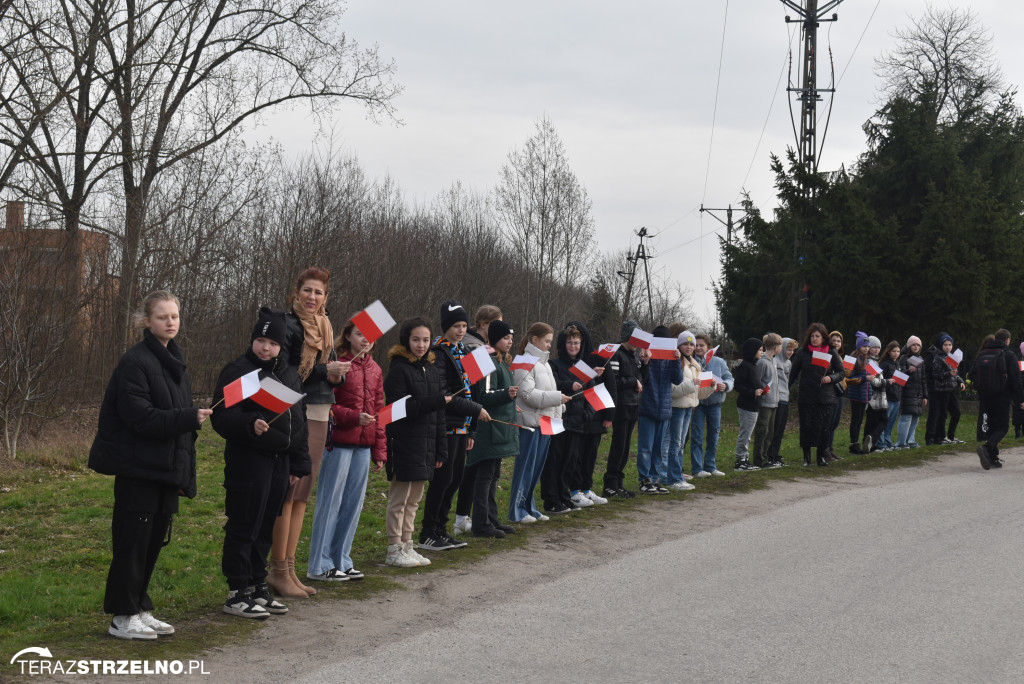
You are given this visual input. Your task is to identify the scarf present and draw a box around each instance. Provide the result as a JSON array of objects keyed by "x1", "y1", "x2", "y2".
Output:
[
  {"x1": 435, "y1": 335, "x2": 472, "y2": 435},
  {"x1": 294, "y1": 303, "x2": 334, "y2": 382}
]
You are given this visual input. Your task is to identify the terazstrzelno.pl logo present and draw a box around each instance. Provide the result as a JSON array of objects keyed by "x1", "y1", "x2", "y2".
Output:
[{"x1": 10, "y1": 646, "x2": 210, "y2": 676}]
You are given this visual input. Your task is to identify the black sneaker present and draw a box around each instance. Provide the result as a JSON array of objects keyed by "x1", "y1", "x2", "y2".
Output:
[
  {"x1": 735, "y1": 462, "x2": 760, "y2": 471},
  {"x1": 495, "y1": 522, "x2": 516, "y2": 534},
  {"x1": 417, "y1": 534, "x2": 456, "y2": 551},
  {"x1": 250, "y1": 584, "x2": 288, "y2": 615},
  {"x1": 544, "y1": 503, "x2": 573, "y2": 514},
  {"x1": 602, "y1": 487, "x2": 620, "y2": 499},
  {"x1": 977, "y1": 444, "x2": 992, "y2": 470},
  {"x1": 766, "y1": 461, "x2": 784, "y2": 469},
  {"x1": 653, "y1": 483, "x2": 670, "y2": 493},
  {"x1": 639, "y1": 481, "x2": 660, "y2": 494},
  {"x1": 441, "y1": 532, "x2": 468, "y2": 549},
  {"x1": 472, "y1": 526, "x2": 506, "y2": 538},
  {"x1": 991, "y1": 456, "x2": 1003, "y2": 468},
  {"x1": 224, "y1": 590, "x2": 270, "y2": 619},
  {"x1": 307, "y1": 567, "x2": 349, "y2": 582},
  {"x1": 619, "y1": 488, "x2": 637, "y2": 498}
]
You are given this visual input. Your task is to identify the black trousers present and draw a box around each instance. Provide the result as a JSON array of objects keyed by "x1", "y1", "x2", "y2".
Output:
[
  {"x1": 604, "y1": 416, "x2": 637, "y2": 490},
  {"x1": 542, "y1": 431, "x2": 577, "y2": 507},
  {"x1": 928, "y1": 391, "x2": 954, "y2": 443},
  {"x1": 222, "y1": 451, "x2": 289, "y2": 592},
  {"x1": 849, "y1": 401, "x2": 867, "y2": 444},
  {"x1": 454, "y1": 461, "x2": 477, "y2": 518},
  {"x1": 768, "y1": 401, "x2": 789, "y2": 461},
  {"x1": 979, "y1": 396, "x2": 1011, "y2": 457},
  {"x1": 104, "y1": 476, "x2": 178, "y2": 616},
  {"x1": 865, "y1": 407, "x2": 888, "y2": 446},
  {"x1": 421, "y1": 434, "x2": 467, "y2": 534},
  {"x1": 568, "y1": 432, "x2": 603, "y2": 492},
  {"x1": 470, "y1": 458, "x2": 504, "y2": 531}
]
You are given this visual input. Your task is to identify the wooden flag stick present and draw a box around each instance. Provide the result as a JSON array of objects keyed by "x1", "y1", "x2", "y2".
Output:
[
  {"x1": 490, "y1": 418, "x2": 534, "y2": 432},
  {"x1": 210, "y1": 397, "x2": 225, "y2": 409},
  {"x1": 266, "y1": 408, "x2": 290, "y2": 425}
]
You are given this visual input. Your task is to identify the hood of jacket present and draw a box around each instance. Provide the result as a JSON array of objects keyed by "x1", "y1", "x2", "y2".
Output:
[
  {"x1": 741, "y1": 337, "x2": 763, "y2": 363},
  {"x1": 556, "y1": 320, "x2": 594, "y2": 362},
  {"x1": 388, "y1": 344, "x2": 436, "y2": 366}
]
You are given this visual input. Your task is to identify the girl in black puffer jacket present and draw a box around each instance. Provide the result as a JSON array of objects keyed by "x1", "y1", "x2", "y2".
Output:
[
  {"x1": 89, "y1": 291, "x2": 211, "y2": 641},
  {"x1": 896, "y1": 336, "x2": 928, "y2": 447}
]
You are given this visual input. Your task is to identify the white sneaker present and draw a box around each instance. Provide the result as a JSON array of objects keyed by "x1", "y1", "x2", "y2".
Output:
[
  {"x1": 402, "y1": 541, "x2": 431, "y2": 566},
  {"x1": 109, "y1": 614, "x2": 158, "y2": 640},
  {"x1": 138, "y1": 611, "x2": 175, "y2": 635},
  {"x1": 695, "y1": 471, "x2": 712, "y2": 478},
  {"x1": 385, "y1": 543, "x2": 420, "y2": 568},
  {"x1": 453, "y1": 516, "x2": 472, "y2": 535},
  {"x1": 584, "y1": 490, "x2": 608, "y2": 505},
  {"x1": 518, "y1": 514, "x2": 537, "y2": 524},
  {"x1": 570, "y1": 491, "x2": 594, "y2": 507},
  {"x1": 711, "y1": 470, "x2": 726, "y2": 477},
  {"x1": 668, "y1": 481, "x2": 696, "y2": 491},
  {"x1": 535, "y1": 513, "x2": 550, "y2": 522}
]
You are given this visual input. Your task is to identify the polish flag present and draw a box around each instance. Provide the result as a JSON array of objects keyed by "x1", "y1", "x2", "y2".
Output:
[
  {"x1": 595, "y1": 343, "x2": 620, "y2": 359},
  {"x1": 223, "y1": 370, "x2": 260, "y2": 408},
  {"x1": 713, "y1": 374, "x2": 723, "y2": 387},
  {"x1": 811, "y1": 350, "x2": 832, "y2": 368},
  {"x1": 462, "y1": 346, "x2": 496, "y2": 384},
  {"x1": 510, "y1": 354, "x2": 539, "y2": 372},
  {"x1": 762, "y1": 381, "x2": 771, "y2": 395},
  {"x1": 1019, "y1": 361, "x2": 1023, "y2": 372},
  {"x1": 570, "y1": 360, "x2": 598, "y2": 383},
  {"x1": 351, "y1": 300, "x2": 396, "y2": 344},
  {"x1": 866, "y1": 360, "x2": 882, "y2": 377},
  {"x1": 945, "y1": 348, "x2": 963, "y2": 370},
  {"x1": 583, "y1": 384, "x2": 615, "y2": 411},
  {"x1": 252, "y1": 376, "x2": 306, "y2": 414},
  {"x1": 842, "y1": 355, "x2": 856, "y2": 372},
  {"x1": 907, "y1": 355, "x2": 924, "y2": 367},
  {"x1": 699, "y1": 371, "x2": 715, "y2": 388},
  {"x1": 892, "y1": 370, "x2": 910, "y2": 387},
  {"x1": 629, "y1": 328, "x2": 653, "y2": 350},
  {"x1": 704, "y1": 345, "x2": 720, "y2": 366},
  {"x1": 539, "y1": 415, "x2": 565, "y2": 435},
  {"x1": 650, "y1": 337, "x2": 678, "y2": 361},
  {"x1": 378, "y1": 396, "x2": 409, "y2": 427}
]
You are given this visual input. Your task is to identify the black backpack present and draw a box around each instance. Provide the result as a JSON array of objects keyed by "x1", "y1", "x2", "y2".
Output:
[{"x1": 973, "y1": 348, "x2": 1008, "y2": 397}]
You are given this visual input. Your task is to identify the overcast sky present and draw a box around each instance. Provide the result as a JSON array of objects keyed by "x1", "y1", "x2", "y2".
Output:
[{"x1": 257, "y1": 1, "x2": 1024, "y2": 323}]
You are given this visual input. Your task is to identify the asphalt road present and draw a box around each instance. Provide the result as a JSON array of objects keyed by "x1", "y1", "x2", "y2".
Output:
[{"x1": 303, "y1": 454, "x2": 1024, "y2": 683}]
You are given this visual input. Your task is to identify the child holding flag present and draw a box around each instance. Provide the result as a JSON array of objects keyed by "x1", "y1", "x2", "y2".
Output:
[
  {"x1": 667, "y1": 327, "x2": 700, "y2": 488},
  {"x1": 382, "y1": 317, "x2": 449, "y2": 568},
  {"x1": 602, "y1": 321, "x2": 650, "y2": 498},
  {"x1": 846, "y1": 332, "x2": 872, "y2": 454},
  {"x1": 637, "y1": 325, "x2": 683, "y2": 491},
  {"x1": 691, "y1": 332, "x2": 733, "y2": 478},
  {"x1": 877, "y1": 341, "x2": 903, "y2": 450},
  {"x1": 929, "y1": 333, "x2": 965, "y2": 444},
  {"x1": 752, "y1": 333, "x2": 783, "y2": 468},
  {"x1": 212, "y1": 307, "x2": 311, "y2": 617},
  {"x1": 733, "y1": 337, "x2": 765, "y2": 471},
  {"x1": 896, "y1": 336, "x2": 928, "y2": 448}
]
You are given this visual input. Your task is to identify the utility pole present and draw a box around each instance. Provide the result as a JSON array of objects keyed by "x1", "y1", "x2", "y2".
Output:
[
  {"x1": 618, "y1": 227, "x2": 654, "y2": 323},
  {"x1": 699, "y1": 204, "x2": 747, "y2": 245},
  {"x1": 781, "y1": 0, "x2": 844, "y2": 335}
]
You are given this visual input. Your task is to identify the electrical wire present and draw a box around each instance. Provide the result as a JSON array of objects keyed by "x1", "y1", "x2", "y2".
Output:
[{"x1": 700, "y1": 0, "x2": 730, "y2": 208}]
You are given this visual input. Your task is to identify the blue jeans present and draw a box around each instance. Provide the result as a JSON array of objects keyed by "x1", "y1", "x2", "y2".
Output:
[
  {"x1": 897, "y1": 413, "x2": 920, "y2": 447},
  {"x1": 637, "y1": 415, "x2": 669, "y2": 484},
  {"x1": 307, "y1": 445, "x2": 371, "y2": 574},
  {"x1": 666, "y1": 407, "x2": 694, "y2": 484},
  {"x1": 690, "y1": 403, "x2": 722, "y2": 474},
  {"x1": 508, "y1": 429, "x2": 550, "y2": 521},
  {"x1": 880, "y1": 402, "x2": 901, "y2": 447}
]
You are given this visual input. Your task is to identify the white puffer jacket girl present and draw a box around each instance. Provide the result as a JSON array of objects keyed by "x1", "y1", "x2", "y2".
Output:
[{"x1": 513, "y1": 341, "x2": 564, "y2": 427}]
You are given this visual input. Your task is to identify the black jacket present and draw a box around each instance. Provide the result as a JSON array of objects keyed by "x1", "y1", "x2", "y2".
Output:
[
  {"x1": 880, "y1": 358, "x2": 902, "y2": 403},
  {"x1": 431, "y1": 339, "x2": 484, "y2": 435},
  {"x1": 734, "y1": 337, "x2": 764, "y2": 412},
  {"x1": 549, "y1": 321, "x2": 617, "y2": 434},
  {"x1": 284, "y1": 309, "x2": 341, "y2": 406},
  {"x1": 211, "y1": 349, "x2": 311, "y2": 478},
  {"x1": 383, "y1": 346, "x2": 448, "y2": 481},
  {"x1": 89, "y1": 330, "x2": 201, "y2": 497},
  {"x1": 971, "y1": 338, "x2": 1024, "y2": 405},
  {"x1": 610, "y1": 345, "x2": 648, "y2": 421},
  {"x1": 789, "y1": 346, "x2": 846, "y2": 406},
  {"x1": 898, "y1": 347, "x2": 929, "y2": 415}
]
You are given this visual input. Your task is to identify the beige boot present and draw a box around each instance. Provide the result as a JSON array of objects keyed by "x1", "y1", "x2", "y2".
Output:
[
  {"x1": 266, "y1": 558, "x2": 307, "y2": 599},
  {"x1": 287, "y1": 557, "x2": 316, "y2": 596}
]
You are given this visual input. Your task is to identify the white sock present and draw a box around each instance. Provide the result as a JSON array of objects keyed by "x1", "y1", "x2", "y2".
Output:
[{"x1": 455, "y1": 514, "x2": 468, "y2": 526}]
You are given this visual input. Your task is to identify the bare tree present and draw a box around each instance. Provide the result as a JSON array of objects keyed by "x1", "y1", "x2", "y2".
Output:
[{"x1": 876, "y1": 5, "x2": 1005, "y2": 124}]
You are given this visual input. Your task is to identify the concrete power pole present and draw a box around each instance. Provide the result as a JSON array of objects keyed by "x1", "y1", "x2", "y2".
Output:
[
  {"x1": 700, "y1": 204, "x2": 747, "y2": 246},
  {"x1": 781, "y1": 0, "x2": 844, "y2": 334}
]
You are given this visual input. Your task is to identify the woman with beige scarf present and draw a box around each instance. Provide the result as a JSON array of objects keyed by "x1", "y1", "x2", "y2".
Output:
[{"x1": 268, "y1": 267, "x2": 349, "y2": 598}]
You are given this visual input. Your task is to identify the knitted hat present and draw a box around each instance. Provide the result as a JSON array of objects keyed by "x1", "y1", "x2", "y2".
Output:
[
  {"x1": 829, "y1": 330, "x2": 844, "y2": 344},
  {"x1": 677, "y1": 330, "x2": 696, "y2": 347},
  {"x1": 855, "y1": 331, "x2": 869, "y2": 349},
  {"x1": 937, "y1": 332, "x2": 953, "y2": 347},
  {"x1": 620, "y1": 319, "x2": 638, "y2": 343},
  {"x1": 907, "y1": 335, "x2": 922, "y2": 348},
  {"x1": 867, "y1": 335, "x2": 881, "y2": 349},
  {"x1": 440, "y1": 299, "x2": 469, "y2": 333},
  {"x1": 488, "y1": 319, "x2": 514, "y2": 346},
  {"x1": 251, "y1": 307, "x2": 287, "y2": 346}
]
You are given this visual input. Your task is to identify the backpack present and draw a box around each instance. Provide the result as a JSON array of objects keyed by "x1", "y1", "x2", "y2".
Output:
[{"x1": 973, "y1": 348, "x2": 1008, "y2": 397}]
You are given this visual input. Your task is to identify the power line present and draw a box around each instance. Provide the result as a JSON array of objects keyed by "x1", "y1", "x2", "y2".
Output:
[{"x1": 701, "y1": 0, "x2": 731, "y2": 207}]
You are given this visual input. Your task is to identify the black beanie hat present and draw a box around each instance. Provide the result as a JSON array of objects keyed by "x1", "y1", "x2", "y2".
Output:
[
  {"x1": 251, "y1": 307, "x2": 288, "y2": 346},
  {"x1": 440, "y1": 299, "x2": 469, "y2": 334},
  {"x1": 488, "y1": 319, "x2": 514, "y2": 346},
  {"x1": 652, "y1": 325, "x2": 671, "y2": 338}
]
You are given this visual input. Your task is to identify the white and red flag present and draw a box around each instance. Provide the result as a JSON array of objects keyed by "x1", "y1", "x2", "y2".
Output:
[
  {"x1": 699, "y1": 371, "x2": 715, "y2": 388},
  {"x1": 462, "y1": 345, "x2": 496, "y2": 384},
  {"x1": 762, "y1": 381, "x2": 771, "y2": 395},
  {"x1": 583, "y1": 384, "x2": 615, "y2": 411},
  {"x1": 351, "y1": 300, "x2": 396, "y2": 344},
  {"x1": 907, "y1": 355, "x2": 924, "y2": 367},
  {"x1": 650, "y1": 337, "x2": 678, "y2": 361},
  {"x1": 629, "y1": 328, "x2": 653, "y2": 350},
  {"x1": 703, "y1": 345, "x2": 720, "y2": 366},
  {"x1": 892, "y1": 370, "x2": 910, "y2": 387},
  {"x1": 539, "y1": 415, "x2": 565, "y2": 435},
  {"x1": 811, "y1": 350, "x2": 832, "y2": 368},
  {"x1": 570, "y1": 360, "x2": 598, "y2": 383},
  {"x1": 378, "y1": 396, "x2": 409, "y2": 427},
  {"x1": 843, "y1": 355, "x2": 856, "y2": 372},
  {"x1": 510, "y1": 354, "x2": 539, "y2": 372},
  {"x1": 223, "y1": 370, "x2": 260, "y2": 408},
  {"x1": 595, "y1": 343, "x2": 621, "y2": 359},
  {"x1": 866, "y1": 360, "x2": 882, "y2": 377},
  {"x1": 945, "y1": 349, "x2": 963, "y2": 370},
  {"x1": 1019, "y1": 361, "x2": 1023, "y2": 372},
  {"x1": 252, "y1": 376, "x2": 306, "y2": 414}
]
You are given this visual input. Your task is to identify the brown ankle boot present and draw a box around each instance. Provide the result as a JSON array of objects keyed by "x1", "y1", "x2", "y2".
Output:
[
  {"x1": 267, "y1": 558, "x2": 307, "y2": 598},
  {"x1": 287, "y1": 557, "x2": 316, "y2": 596}
]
